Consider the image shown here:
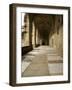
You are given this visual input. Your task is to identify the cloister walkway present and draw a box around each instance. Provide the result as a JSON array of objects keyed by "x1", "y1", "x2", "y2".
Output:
[{"x1": 22, "y1": 46, "x2": 63, "y2": 77}]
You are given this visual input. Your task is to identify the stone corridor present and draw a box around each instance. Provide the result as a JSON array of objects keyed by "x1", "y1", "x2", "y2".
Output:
[
  {"x1": 21, "y1": 46, "x2": 63, "y2": 77},
  {"x1": 21, "y1": 13, "x2": 63, "y2": 77}
]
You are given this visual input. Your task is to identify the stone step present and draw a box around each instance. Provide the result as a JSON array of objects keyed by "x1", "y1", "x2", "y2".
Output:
[
  {"x1": 47, "y1": 55, "x2": 63, "y2": 61},
  {"x1": 47, "y1": 53, "x2": 58, "y2": 55}
]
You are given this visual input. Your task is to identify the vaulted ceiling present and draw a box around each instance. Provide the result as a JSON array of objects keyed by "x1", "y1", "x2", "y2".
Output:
[
  {"x1": 32, "y1": 14, "x2": 55, "y2": 39},
  {"x1": 34, "y1": 14, "x2": 54, "y2": 30}
]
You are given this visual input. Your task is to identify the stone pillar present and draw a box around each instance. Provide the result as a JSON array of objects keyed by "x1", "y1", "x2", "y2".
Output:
[
  {"x1": 32, "y1": 21, "x2": 35, "y2": 48},
  {"x1": 29, "y1": 14, "x2": 33, "y2": 47},
  {"x1": 36, "y1": 28, "x2": 38, "y2": 44}
]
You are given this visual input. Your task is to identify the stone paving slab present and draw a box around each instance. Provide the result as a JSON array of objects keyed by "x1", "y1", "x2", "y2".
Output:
[
  {"x1": 21, "y1": 61, "x2": 31, "y2": 73},
  {"x1": 22, "y1": 54, "x2": 49, "y2": 77},
  {"x1": 48, "y1": 63, "x2": 63, "y2": 75}
]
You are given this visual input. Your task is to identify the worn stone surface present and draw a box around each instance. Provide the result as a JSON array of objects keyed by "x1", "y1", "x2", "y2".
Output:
[{"x1": 22, "y1": 46, "x2": 63, "y2": 77}]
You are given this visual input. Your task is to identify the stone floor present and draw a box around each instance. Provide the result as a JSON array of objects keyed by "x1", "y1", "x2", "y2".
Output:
[{"x1": 21, "y1": 46, "x2": 63, "y2": 77}]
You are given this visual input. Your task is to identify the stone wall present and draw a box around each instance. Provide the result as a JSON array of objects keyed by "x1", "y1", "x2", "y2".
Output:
[
  {"x1": 49, "y1": 15, "x2": 63, "y2": 57},
  {"x1": 22, "y1": 14, "x2": 29, "y2": 47}
]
